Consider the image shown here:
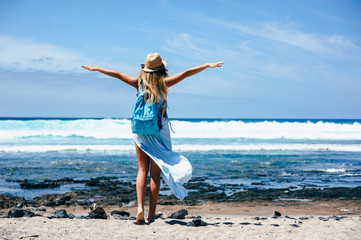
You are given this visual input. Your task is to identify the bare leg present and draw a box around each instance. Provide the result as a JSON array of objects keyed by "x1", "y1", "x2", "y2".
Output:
[
  {"x1": 147, "y1": 159, "x2": 161, "y2": 222},
  {"x1": 135, "y1": 143, "x2": 149, "y2": 222}
]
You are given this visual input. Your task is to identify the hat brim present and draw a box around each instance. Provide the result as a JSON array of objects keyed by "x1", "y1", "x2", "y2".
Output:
[{"x1": 143, "y1": 60, "x2": 167, "y2": 72}]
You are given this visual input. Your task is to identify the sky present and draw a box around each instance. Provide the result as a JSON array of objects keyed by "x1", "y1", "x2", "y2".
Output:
[{"x1": 0, "y1": 0, "x2": 360, "y2": 119}]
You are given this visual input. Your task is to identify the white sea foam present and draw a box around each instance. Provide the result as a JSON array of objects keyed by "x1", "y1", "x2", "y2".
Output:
[
  {"x1": 1, "y1": 143, "x2": 360, "y2": 153},
  {"x1": 173, "y1": 144, "x2": 361, "y2": 152},
  {"x1": 169, "y1": 120, "x2": 361, "y2": 140},
  {"x1": 1, "y1": 119, "x2": 361, "y2": 140},
  {"x1": 305, "y1": 168, "x2": 347, "y2": 173},
  {"x1": 0, "y1": 145, "x2": 135, "y2": 152},
  {"x1": 323, "y1": 168, "x2": 347, "y2": 173},
  {"x1": 0, "y1": 119, "x2": 133, "y2": 139}
]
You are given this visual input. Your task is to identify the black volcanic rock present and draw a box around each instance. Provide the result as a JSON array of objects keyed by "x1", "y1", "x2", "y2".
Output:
[
  {"x1": 52, "y1": 209, "x2": 69, "y2": 218},
  {"x1": 88, "y1": 207, "x2": 107, "y2": 219},
  {"x1": 111, "y1": 210, "x2": 130, "y2": 217},
  {"x1": 2, "y1": 175, "x2": 361, "y2": 215},
  {"x1": 190, "y1": 216, "x2": 207, "y2": 226},
  {"x1": 0, "y1": 195, "x2": 26, "y2": 209},
  {"x1": 273, "y1": 211, "x2": 282, "y2": 218},
  {"x1": 8, "y1": 208, "x2": 41, "y2": 218},
  {"x1": 170, "y1": 209, "x2": 188, "y2": 219},
  {"x1": 20, "y1": 179, "x2": 60, "y2": 189}
]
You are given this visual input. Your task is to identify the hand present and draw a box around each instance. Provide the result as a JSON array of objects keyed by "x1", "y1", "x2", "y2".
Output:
[
  {"x1": 208, "y1": 61, "x2": 224, "y2": 68},
  {"x1": 81, "y1": 65, "x2": 98, "y2": 71}
]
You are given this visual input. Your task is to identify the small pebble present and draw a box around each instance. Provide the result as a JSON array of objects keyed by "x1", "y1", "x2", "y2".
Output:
[
  {"x1": 223, "y1": 222, "x2": 233, "y2": 225},
  {"x1": 154, "y1": 212, "x2": 164, "y2": 219},
  {"x1": 273, "y1": 211, "x2": 282, "y2": 217},
  {"x1": 290, "y1": 224, "x2": 300, "y2": 227},
  {"x1": 186, "y1": 221, "x2": 195, "y2": 227},
  {"x1": 239, "y1": 222, "x2": 251, "y2": 225}
]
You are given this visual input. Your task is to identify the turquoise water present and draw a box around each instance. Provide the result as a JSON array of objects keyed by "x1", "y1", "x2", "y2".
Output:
[{"x1": 1, "y1": 118, "x2": 361, "y2": 199}]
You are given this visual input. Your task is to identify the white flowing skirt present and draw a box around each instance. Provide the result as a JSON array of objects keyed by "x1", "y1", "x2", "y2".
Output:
[{"x1": 133, "y1": 115, "x2": 192, "y2": 200}]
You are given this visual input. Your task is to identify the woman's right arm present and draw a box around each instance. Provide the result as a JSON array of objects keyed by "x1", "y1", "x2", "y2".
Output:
[
  {"x1": 82, "y1": 66, "x2": 138, "y2": 88},
  {"x1": 165, "y1": 61, "x2": 224, "y2": 87}
]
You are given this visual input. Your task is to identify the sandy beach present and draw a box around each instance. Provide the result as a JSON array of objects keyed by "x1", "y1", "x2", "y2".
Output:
[
  {"x1": 2, "y1": 214, "x2": 360, "y2": 240},
  {"x1": 1, "y1": 173, "x2": 361, "y2": 240},
  {"x1": 1, "y1": 200, "x2": 360, "y2": 240},
  {"x1": 1, "y1": 177, "x2": 361, "y2": 239}
]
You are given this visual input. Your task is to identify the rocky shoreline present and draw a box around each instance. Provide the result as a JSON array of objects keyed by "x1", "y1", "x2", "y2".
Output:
[
  {"x1": 1, "y1": 176, "x2": 361, "y2": 212},
  {"x1": 1, "y1": 177, "x2": 360, "y2": 240}
]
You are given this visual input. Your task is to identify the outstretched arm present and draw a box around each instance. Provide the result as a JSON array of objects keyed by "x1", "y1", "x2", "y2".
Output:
[
  {"x1": 82, "y1": 66, "x2": 138, "y2": 88},
  {"x1": 165, "y1": 61, "x2": 224, "y2": 87}
]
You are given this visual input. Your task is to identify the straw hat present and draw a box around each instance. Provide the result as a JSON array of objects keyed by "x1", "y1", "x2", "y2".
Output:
[{"x1": 143, "y1": 53, "x2": 167, "y2": 72}]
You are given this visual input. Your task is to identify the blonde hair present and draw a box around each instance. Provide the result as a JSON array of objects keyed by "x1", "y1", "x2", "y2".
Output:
[{"x1": 138, "y1": 68, "x2": 168, "y2": 104}]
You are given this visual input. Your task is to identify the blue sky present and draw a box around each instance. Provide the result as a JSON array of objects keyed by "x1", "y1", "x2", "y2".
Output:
[{"x1": 0, "y1": 0, "x2": 360, "y2": 118}]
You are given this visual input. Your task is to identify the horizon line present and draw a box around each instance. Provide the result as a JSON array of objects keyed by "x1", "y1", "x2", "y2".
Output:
[{"x1": 1, "y1": 117, "x2": 361, "y2": 121}]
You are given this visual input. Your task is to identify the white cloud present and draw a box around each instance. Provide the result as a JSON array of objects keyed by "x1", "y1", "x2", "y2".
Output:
[
  {"x1": 260, "y1": 22, "x2": 327, "y2": 53},
  {"x1": 0, "y1": 35, "x2": 140, "y2": 75},
  {"x1": 161, "y1": 33, "x2": 211, "y2": 58},
  {"x1": 198, "y1": 16, "x2": 361, "y2": 55},
  {"x1": 0, "y1": 35, "x2": 91, "y2": 73},
  {"x1": 326, "y1": 35, "x2": 361, "y2": 51},
  {"x1": 160, "y1": 33, "x2": 240, "y2": 65}
]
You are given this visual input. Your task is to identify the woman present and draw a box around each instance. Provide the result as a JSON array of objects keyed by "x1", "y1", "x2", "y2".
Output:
[{"x1": 82, "y1": 53, "x2": 223, "y2": 224}]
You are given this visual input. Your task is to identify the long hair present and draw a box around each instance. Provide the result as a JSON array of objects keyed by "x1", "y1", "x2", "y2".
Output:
[{"x1": 138, "y1": 68, "x2": 168, "y2": 104}]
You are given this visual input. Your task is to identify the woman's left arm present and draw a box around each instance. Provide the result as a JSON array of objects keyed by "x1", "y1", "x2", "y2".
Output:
[
  {"x1": 82, "y1": 66, "x2": 138, "y2": 88},
  {"x1": 165, "y1": 61, "x2": 224, "y2": 87}
]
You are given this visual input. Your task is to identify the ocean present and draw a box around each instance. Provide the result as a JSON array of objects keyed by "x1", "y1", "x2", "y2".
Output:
[{"x1": 1, "y1": 118, "x2": 361, "y2": 200}]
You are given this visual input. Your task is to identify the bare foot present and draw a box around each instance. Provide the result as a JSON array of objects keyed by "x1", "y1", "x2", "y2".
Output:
[
  {"x1": 134, "y1": 212, "x2": 145, "y2": 225},
  {"x1": 147, "y1": 216, "x2": 155, "y2": 223}
]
